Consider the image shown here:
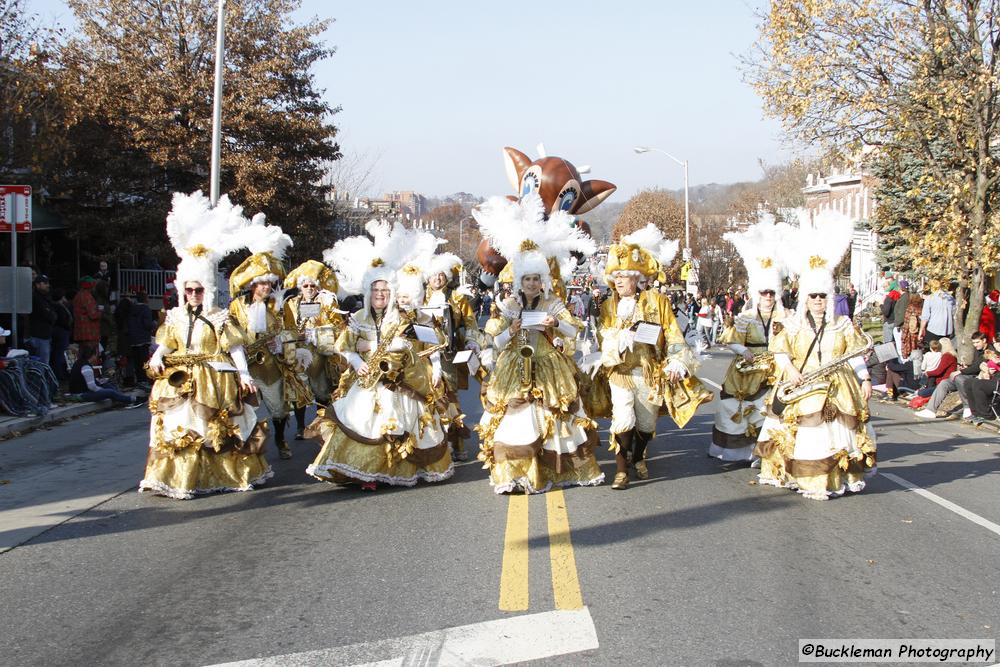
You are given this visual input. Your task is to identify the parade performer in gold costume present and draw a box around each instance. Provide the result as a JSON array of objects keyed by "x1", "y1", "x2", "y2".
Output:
[
  {"x1": 228, "y1": 232, "x2": 312, "y2": 460},
  {"x1": 306, "y1": 221, "x2": 453, "y2": 489},
  {"x1": 282, "y1": 260, "x2": 345, "y2": 439},
  {"x1": 473, "y1": 194, "x2": 604, "y2": 494},
  {"x1": 140, "y1": 192, "x2": 272, "y2": 499},
  {"x1": 709, "y1": 220, "x2": 791, "y2": 462},
  {"x1": 596, "y1": 225, "x2": 712, "y2": 490},
  {"x1": 754, "y1": 212, "x2": 877, "y2": 500},
  {"x1": 423, "y1": 251, "x2": 481, "y2": 461}
]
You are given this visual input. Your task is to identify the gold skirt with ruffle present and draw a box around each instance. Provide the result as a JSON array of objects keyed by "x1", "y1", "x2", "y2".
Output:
[{"x1": 140, "y1": 443, "x2": 272, "y2": 500}]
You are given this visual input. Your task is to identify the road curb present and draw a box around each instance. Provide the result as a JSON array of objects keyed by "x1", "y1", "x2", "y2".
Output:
[{"x1": 0, "y1": 401, "x2": 116, "y2": 441}]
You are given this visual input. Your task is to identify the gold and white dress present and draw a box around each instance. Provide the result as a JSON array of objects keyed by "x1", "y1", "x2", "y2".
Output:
[
  {"x1": 282, "y1": 292, "x2": 344, "y2": 405},
  {"x1": 709, "y1": 307, "x2": 787, "y2": 461},
  {"x1": 306, "y1": 307, "x2": 454, "y2": 486},
  {"x1": 140, "y1": 305, "x2": 271, "y2": 499},
  {"x1": 229, "y1": 295, "x2": 312, "y2": 419},
  {"x1": 754, "y1": 314, "x2": 877, "y2": 499},
  {"x1": 477, "y1": 294, "x2": 604, "y2": 494}
]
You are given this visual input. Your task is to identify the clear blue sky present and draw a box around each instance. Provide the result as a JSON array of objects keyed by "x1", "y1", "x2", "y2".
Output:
[{"x1": 27, "y1": 0, "x2": 792, "y2": 201}]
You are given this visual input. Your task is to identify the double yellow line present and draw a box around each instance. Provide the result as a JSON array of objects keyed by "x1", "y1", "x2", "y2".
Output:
[{"x1": 498, "y1": 489, "x2": 584, "y2": 611}]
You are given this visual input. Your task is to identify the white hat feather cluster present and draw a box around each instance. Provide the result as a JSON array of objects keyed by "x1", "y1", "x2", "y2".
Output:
[
  {"x1": 166, "y1": 191, "x2": 272, "y2": 308},
  {"x1": 724, "y1": 214, "x2": 791, "y2": 310},
  {"x1": 473, "y1": 192, "x2": 596, "y2": 293},
  {"x1": 782, "y1": 209, "x2": 854, "y2": 318}
]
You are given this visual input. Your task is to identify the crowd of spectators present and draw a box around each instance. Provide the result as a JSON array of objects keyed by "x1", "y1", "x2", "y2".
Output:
[{"x1": 1, "y1": 261, "x2": 152, "y2": 417}]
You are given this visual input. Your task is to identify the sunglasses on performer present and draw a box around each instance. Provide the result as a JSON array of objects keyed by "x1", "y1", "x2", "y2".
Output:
[
  {"x1": 808, "y1": 292, "x2": 828, "y2": 299},
  {"x1": 758, "y1": 290, "x2": 776, "y2": 296},
  {"x1": 185, "y1": 287, "x2": 205, "y2": 295}
]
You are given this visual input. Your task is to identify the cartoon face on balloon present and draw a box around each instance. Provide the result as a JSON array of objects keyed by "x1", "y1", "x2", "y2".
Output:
[
  {"x1": 503, "y1": 147, "x2": 616, "y2": 218},
  {"x1": 477, "y1": 146, "x2": 616, "y2": 280}
]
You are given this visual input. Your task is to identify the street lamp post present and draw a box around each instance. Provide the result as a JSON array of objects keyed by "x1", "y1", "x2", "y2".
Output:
[
  {"x1": 209, "y1": 0, "x2": 227, "y2": 207},
  {"x1": 633, "y1": 146, "x2": 690, "y2": 253}
]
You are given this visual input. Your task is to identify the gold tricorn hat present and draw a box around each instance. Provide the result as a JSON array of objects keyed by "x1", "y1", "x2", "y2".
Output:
[
  {"x1": 283, "y1": 259, "x2": 338, "y2": 293},
  {"x1": 603, "y1": 242, "x2": 659, "y2": 282},
  {"x1": 228, "y1": 251, "x2": 287, "y2": 297}
]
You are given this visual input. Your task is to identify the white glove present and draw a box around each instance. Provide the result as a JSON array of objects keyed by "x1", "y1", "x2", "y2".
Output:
[
  {"x1": 295, "y1": 347, "x2": 313, "y2": 370},
  {"x1": 431, "y1": 359, "x2": 442, "y2": 386},
  {"x1": 480, "y1": 347, "x2": 495, "y2": 371},
  {"x1": 465, "y1": 340, "x2": 481, "y2": 353},
  {"x1": 304, "y1": 328, "x2": 317, "y2": 345},
  {"x1": 267, "y1": 337, "x2": 282, "y2": 355},
  {"x1": 665, "y1": 359, "x2": 688, "y2": 378},
  {"x1": 618, "y1": 330, "x2": 635, "y2": 353},
  {"x1": 389, "y1": 337, "x2": 410, "y2": 352},
  {"x1": 345, "y1": 352, "x2": 364, "y2": 371},
  {"x1": 148, "y1": 345, "x2": 170, "y2": 374}
]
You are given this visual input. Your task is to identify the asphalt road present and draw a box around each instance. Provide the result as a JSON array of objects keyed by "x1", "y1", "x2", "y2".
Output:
[{"x1": 1, "y1": 348, "x2": 998, "y2": 666}]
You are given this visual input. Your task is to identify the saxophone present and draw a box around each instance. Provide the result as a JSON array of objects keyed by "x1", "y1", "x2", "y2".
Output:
[
  {"x1": 145, "y1": 352, "x2": 219, "y2": 388},
  {"x1": 357, "y1": 317, "x2": 411, "y2": 390},
  {"x1": 518, "y1": 328, "x2": 534, "y2": 390},
  {"x1": 775, "y1": 330, "x2": 874, "y2": 404},
  {"x1": 734, "y1": 352, "x2": 775, "y2": 375},
  {"x1": 245, "y1": 329, "x2": 284, "y2": 365}
]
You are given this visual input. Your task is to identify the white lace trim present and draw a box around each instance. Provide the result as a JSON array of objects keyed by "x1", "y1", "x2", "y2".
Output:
[
  {"x1": 306, "y1": 461, "x2": 454, "y2": 487},
  {"x1": 138, "y1": 468, "x2": 274, "y2": 500},
  {"x1": 491, "y1": 472, "x2": 605, "y2": 495}
]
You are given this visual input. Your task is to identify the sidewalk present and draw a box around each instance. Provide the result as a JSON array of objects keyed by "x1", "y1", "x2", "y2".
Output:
[
  {"x1": 872, "y1": 388, "x2": 1000, "y2": 434},
  {"x1": 0, "y1": 392, "x2": 145, "y2": 440}
]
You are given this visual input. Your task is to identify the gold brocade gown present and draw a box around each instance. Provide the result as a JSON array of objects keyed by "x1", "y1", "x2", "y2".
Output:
[
  {"x1": 477, "y1": 295, "x2": 604, "y2": 494},
  {"x1": 140, "y1": 306, "x2": 271, "y2": 499},
  {"x1": 229, "y1": 295, "x2": 312, "y2": 418},
  {"x1": 709, "y1": 307, "x2": 787, "y2": 461},
  {"x1": 753, "y1": 314, "x2": 877, "y2": 500},
  {"x1": 282, "y1": 293, "x2": 345, "y2": 405},
  {"x1": 306, "y1": 308, "x2": 453, "y2": 486}
]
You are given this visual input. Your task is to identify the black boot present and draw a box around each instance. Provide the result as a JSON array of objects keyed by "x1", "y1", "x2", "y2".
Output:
[
  {"x1": 611, "y1": 430, "x2": 634, "y2": 489},
  {"x1": 273, "y1": 417, "x2": 292, "y2": 459},
  {"x1": 633, "y1": 430, "x2": 652, "y2": 479},
  {"x1": 294, "y1": 406, "x2": 307, "y2": 440}
]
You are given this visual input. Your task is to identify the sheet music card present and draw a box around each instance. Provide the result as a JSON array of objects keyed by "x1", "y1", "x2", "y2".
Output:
[
  {"x1": 633, "y1": 322, "x2": 661, "y2": 345},
  {"x1": 520, "y1": 310, "x2": 548, "y2": 329},
  {"x1": 412, "y1": 324, "x2": 440, "y2": 344},
  {"x1": 298, "y1": 303, "x2": 321, "y2": 319}
]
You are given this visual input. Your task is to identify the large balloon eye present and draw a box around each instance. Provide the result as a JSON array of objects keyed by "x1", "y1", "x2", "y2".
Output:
[
  {"x1": 521, "y1": 172, "x2": 539, "y2": 196},
  {"x1": 557, "y1": 188, "x2": 578, "y2": 212}
]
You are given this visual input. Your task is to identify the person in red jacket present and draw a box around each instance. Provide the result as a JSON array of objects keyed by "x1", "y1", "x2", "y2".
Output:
[
  {"x1": 979, "y1": 290, "x2": 998, "y2": 342},
  {"x1": 910, "y1": 339, "x2": 958, "y2": 408},
  {"x1": 72, "y1": 276, "x2": 101, "y2": 349}
]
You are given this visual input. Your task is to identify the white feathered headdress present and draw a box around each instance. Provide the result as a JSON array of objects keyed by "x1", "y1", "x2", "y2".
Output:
[
  {"x1": 725, "y1": 215, "x2": 790, "y2": 310},
  {"x1": 782, "y1": 209, "x2": 854, "y2": 319},
  {"x1": 396, "y1": 227, "x2": 446, "y2": 304},
  {"x1": 473, "y1": 193, "x2": 596, "y2": 294},
  {"x1": 166, "y1": 191, "x2": 264, "y2": 308},
  {"x1": 425, "y1": 251, "x2": 463, "y2": 283},
  {"x1": 324, "y1": 220, "x2": 440, "y2": 308}
]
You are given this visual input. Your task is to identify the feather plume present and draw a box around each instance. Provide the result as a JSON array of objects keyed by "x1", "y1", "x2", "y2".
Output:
[{"x1": 621, "y1": 223, "x2": 665, "y2": 250}]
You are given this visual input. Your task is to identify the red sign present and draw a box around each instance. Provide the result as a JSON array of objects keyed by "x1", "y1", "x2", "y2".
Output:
[{"x1": 0, "y1": 185, "x2": 32, "y2": 233}]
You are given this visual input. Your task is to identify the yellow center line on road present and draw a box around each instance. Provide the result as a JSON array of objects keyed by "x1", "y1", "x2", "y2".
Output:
[
  {"x1": 546, "y1": 489, "x2": 584, "y2": 610},
  {"x1": 499, "y1": 494, "x2": 530, "y2": 611}
]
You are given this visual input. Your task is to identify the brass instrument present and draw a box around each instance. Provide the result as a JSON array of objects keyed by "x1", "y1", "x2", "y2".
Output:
[
  {"x1": 357, "y1": 319, "x2": 410, "y2": 390},
  {"x1": 145, "y1": 352, "x2": 217, "y2": 388},
  {"x1": 734, "y1": 351, "x2": 775, "y2": 375},
  {"x1": 245, "y1": 329, "x2": 287, "y2": 364},
  {"x1": 518, "y1": 330, "x2": 534, "y2": 390},
  {"x1": 774, "y1": 330, "x2": 874, "y2": 404}
]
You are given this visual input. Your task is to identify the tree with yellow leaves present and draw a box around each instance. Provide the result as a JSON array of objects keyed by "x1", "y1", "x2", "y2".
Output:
[{"x1": 747, "y1": 0, "x2": 1000, "y2": 360}]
